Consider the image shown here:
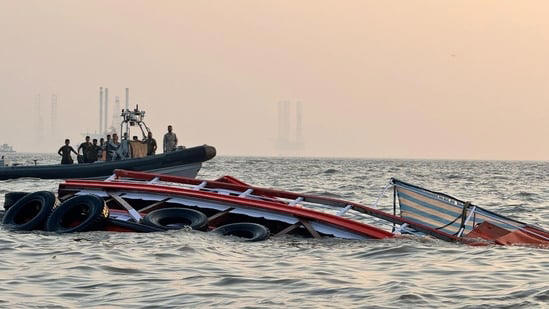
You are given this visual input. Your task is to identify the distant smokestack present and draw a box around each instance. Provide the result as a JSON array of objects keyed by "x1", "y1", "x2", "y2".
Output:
[
  {"x1": 113, "y1": 96, "x2": 121, "y2": 133},
  {"x1": 99, "y1": 87, "x2": 103, "y2": 134},
  {"x1": 104, "y1": 88, "x2": 109, "y2": 133},
  {"x1": 125, "y1": 88, "x2": 129, "y2": 110},
  {"x1": 283, "y1": 101, "x2": 290, "y2": 142},
  {"x1": 51, "y1": 94, "x2": 57, "y2": 137},
  {"x1": 36, "y1": 94, "x2": 43, "y2": 140},
  {"x1": 277, "y1": 101, "x2": 283, "y2": 142},
  {"x1": 296, "y1": 101, "x2": 303, "y2": 143}
]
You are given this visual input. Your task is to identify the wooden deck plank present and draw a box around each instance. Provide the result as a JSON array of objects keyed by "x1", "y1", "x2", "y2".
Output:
[
  {"x1": 139, "y1": 198, "x2": 171, "y2": 213},
  {"x1": 108, "y1": 193, "x2": 142, "y2": 221},
  {"x1": 207, "y1": 207, "x2": 235, "y2": 224},
  {"x1": 300, "y1": 219, "x2": 321, "y2": 239},
  {"x1": 273, "y1": 222, "x2": 301, "y2": 237}
]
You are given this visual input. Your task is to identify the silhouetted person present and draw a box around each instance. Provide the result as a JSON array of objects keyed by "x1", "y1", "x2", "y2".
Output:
[
  {"x1": 98, "y1": 137, "x2": 105, "y2": 160},
  {"x1": 145, "y1": 131, "x2": 157, "y2": 156},
  {"x1": 163, "y1": 125, "x2": 178, "y2": 153},
  {"x1": 88, "y1": 139, "x2": 100, "y2": 162},
  {"x1": 105, "y1": 135, "x2": 112, "y2": 161},
  {"x1": 78, "y1": 136, "x2": 93, "y2": 163},
  {"x1": 58, "y1": 139, "x2": 77, "y2": 164}
]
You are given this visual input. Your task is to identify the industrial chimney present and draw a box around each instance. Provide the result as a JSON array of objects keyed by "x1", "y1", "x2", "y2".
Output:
[
  {"x1": 104, "y1": 88, "x2": 109, "y2": 133},
  {"x1": 99, "y1": 87, "x2": 103, "y2": 134},
  {"x1": 125, "y1": 88, "x2": 129, "y2": 110}
]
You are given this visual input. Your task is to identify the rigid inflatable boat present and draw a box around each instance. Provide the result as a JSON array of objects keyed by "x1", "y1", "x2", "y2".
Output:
[{"x1": 0, "y1": 145, "x2": 216, "y2": 180}]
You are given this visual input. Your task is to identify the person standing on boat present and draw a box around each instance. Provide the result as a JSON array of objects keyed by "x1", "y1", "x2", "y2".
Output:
[
  {"x1": 118, "y1": 133, "x2": 130, "y2": 159},
  {"x1": 108, "y1": 134, "x2": 120, "y2": 160},
  {"x1": 145, "y1": 131, "x2": 157, "y2": 156},
  {"x1": 163, "y1": 125, "x2": 178, "y2": 153},
  {"x1": 98, "y1": 137, "x2": 105, "y2": 161},
  {"x1": 105, "y1": 135, "x2": 112, "y2": 161},
  {"x1": 78, "y1": 136, "x2": 93, "y2": 163},
  {"x1": 58, "y1": 139, "x2": 77, "y2": 165},
  {"x1": 88, "y1": 139, "x2": 100, "y2": 163}
]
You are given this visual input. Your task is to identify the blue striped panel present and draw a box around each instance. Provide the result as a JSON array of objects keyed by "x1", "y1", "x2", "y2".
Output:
[
  {"x1": 394, "y1": 181, "x2": 523, "y2": 227},
  {"x1": 401, "y1": 209, "x2": 461, "y2": 234},
  {"x1": 396, "y1": 185, "x2": 520, "y2": 233},
  {"x1": 400, "y1": 202, "x2": 472, "y2": 234},
  {"x1": 397, "y1": 188, "x2": 464, "y2": 218}
]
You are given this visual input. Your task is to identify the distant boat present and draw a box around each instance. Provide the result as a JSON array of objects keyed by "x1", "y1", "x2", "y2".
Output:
[{"x1": 0, "y1": 144, "x2": 15, "y2": 153}]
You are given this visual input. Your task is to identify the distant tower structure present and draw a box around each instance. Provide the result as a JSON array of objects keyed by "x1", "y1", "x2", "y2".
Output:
[
  {"x1": 276, "y1": 100, "x2": 304, "y2": 155},
  {"x1": 99, "y1": 87, "x2": 103, "y2": 134},
  {"x1": 125, "y1": 88, "x2": 129, "y2": 110},
  {"x1": 104, "y1": 88, "x2": 109, "y2": 134},
  {"x1": 283, "y1": 101, "x2": 290, "y2": 143},
  {"x1": 35, "y1": 94, "x2": 44, "y2": 144},
  {"x1": 296, "y1": 101, "x2": 303, "y2": 146},
  {"x1": 112, "y1": 96, "x2": 121, "y2": 132},
  {"x1": 51, "y1": 94, "x2": 57, "y2": 137}
]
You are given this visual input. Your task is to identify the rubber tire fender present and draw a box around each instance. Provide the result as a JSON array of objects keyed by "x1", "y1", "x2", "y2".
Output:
[
  {"x1": 4, "y1": 192, "x2": 30, "y2": 210},
  {"x1": 143, "y1": 208, "x2": 208, "y2": 231},
  {"x1": 2, "y1": 191, "x2": 56, "y2": 231},
  {"x1": 107, "y1": 218, "x2": 165, "y2": 233},
  {"x1": 212, "y1": 222, "x2": 270, "y2": 242},
  {"x1": 46, "y1": 195, "x2": 109, "y2": 233}
]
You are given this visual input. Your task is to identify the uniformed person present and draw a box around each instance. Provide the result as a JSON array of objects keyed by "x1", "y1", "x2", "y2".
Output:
[
  {"x1": 78, "y1": 136, "x2": 93, "y2": 163},
  {"x1": 145, "y1": 131, "x2": 157, "y2": 156},
  {"x1": 163, "y1": 125, "x2": 178, "y2": 153}
]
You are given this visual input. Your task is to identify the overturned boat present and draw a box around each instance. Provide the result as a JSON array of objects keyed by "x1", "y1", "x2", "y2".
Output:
[
  {"x1": 0, "y1": 145, "x2": 216, "y2": 180},
  {"x1": 2, "y1": 170, "x2": 548, "y2": 246}
]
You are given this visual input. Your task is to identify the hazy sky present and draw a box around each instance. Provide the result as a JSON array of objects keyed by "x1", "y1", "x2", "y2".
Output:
[{"x1": 1, "y1": 1, "x2": 548, "y2": 160}]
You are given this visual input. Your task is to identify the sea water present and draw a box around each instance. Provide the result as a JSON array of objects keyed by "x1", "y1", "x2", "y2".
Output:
[{"x1": 1, "y1": 155, "x2": 548, "y2": 308}]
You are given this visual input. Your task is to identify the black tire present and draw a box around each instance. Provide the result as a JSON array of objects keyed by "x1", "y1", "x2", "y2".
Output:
[
  {"x1": 107, "y1": 218, "x2": 165, "y2": 233},
  {"x1": 46, "y1": 195, "x2": 109, "y2": 233},
  {"x1": 2, "y1": 191, "x2": 56, "y2": 231},
  {"x1": 143, "y1": 208, "x2": 207, "y2": 230},
  {"x1": 212, "y1": 222, "x2": 270, "y2": 241},
  {"x1": 4, "y1": 192, "x2": 30, "y2": 210}
]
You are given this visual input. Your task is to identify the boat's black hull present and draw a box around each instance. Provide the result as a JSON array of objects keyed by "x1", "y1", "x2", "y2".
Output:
[{"x1": 0, "y1": 145, "x2": 216, "y2": 180}]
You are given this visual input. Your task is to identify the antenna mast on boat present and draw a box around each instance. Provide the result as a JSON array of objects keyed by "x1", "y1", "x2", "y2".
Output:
[{"x1": 120, "y1": 104, "x2": 151, "y2": 140}]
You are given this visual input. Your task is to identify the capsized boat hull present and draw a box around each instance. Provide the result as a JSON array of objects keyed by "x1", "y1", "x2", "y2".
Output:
[
  {"x1": 0, "y1": 145, "x2": 216, "y2": 180},
  {"x1": 56, "y1": 170, "x2": 549, "y2": 246},
  {"x1": 58, "y1": 170, "x2": 395, "y2": 240}
]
